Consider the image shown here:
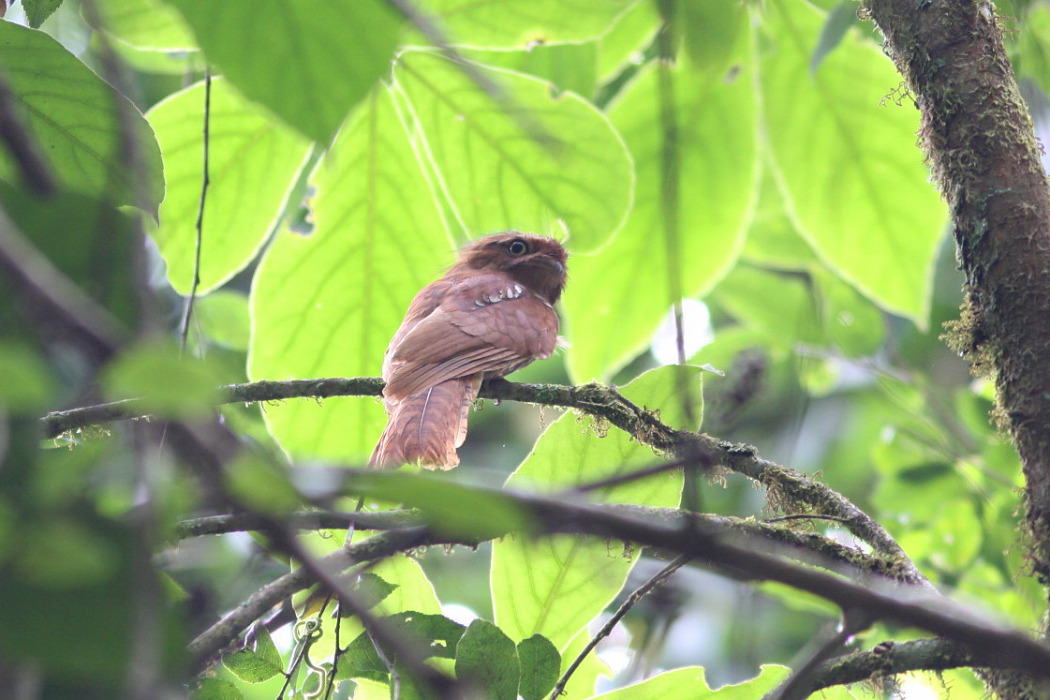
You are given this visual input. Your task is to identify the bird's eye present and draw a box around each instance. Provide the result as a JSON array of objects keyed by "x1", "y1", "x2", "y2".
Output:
[{"x1": 507, "y1": 239, "x2": 530, "y2": 256}]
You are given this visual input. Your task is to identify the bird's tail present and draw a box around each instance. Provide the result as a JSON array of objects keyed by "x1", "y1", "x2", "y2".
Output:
[{"x1": 368, "y1": 377, "x2": 478, "y2": 470}]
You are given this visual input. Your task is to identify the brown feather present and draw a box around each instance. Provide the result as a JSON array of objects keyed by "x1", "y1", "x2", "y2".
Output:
[{"x1": 369, "y1": 232, "x2": 568, "y2": 469}]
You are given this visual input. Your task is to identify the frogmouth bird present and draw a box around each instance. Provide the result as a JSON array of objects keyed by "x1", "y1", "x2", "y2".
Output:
[{"x1": 369, "y1": 232, "x2": 568, "y2": 469}]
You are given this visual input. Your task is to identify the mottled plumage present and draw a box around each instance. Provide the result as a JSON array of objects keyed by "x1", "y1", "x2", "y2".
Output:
[{"x1": 369, "y1": 233, "x2": 568, "y2": 469}]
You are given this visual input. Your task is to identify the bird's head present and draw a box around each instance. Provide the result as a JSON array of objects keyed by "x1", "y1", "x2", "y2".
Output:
[{"x1": 457, "y1": 233, "x2": 568, "y2": 305}]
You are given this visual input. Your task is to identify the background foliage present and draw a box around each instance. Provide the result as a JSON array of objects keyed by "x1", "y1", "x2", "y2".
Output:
[{"x1": 2, "y1": 0, "x2": 1050, "y2": 698}]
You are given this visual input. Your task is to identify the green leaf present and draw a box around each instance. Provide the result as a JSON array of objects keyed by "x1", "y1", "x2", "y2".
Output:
[
  {"x1": 162, "y1": 0, "x2": 402, "y2": 143},
  {"x1": 465, "y1": 42, "x2": 600, "y2": 98},
  {"x1": 740, "y1": 171, "x2": 818, "y2": 270},
  {"x1": 0, "y1": 186, "x2": 139, "y2": 328},
  {"x1": 595, "y1": 0, "x2": 660, "y2": 84},
  {"x1": 339, "y1": 612, "x2": 467, "y2": 681},
  {"x1": 347, "y1": 572, "x2": 399, "y2": 612},
  {"x1": 194, "y1": 290, "x2": 251, "y2": 350},
  {"x1": 491, "y1": 366, "x2": 700, "y2": 650},
  {"x1": 0, "y1": 342, "x2": 55, "y2": 410},
  {"x1": 192, "y1": 678, "x2": 244, "y2": 700},
  {"x1": 564, "y1": 25, "x2": 757, "y2": 382},
  {"x1": 809, "y1": 2, "x2": 858, "y2": 73},
  {"x1": 0, "y1": 512, "x2": 181, "y2": 684},
  {"x1": 102, "y1": 338, "x2": 222, "y2": 418},
  {"x1": 225, "y1": 454, "x2": 302, "y2": 513},
  {"x1": 589, "y1": 664, "x2": 790, "y2": 698},
  {"x1": 23, "y1": 0, "x2": 63, "y2": 28},
  {"x1": 711, "y1": 267, "x2": 820, "y2": 352},
  {"x1": 0, "y1": 22, "x2": 163, "y2": 213},
  {"x1": 812, "y1": 267, "x2": 885, "y2": 357},
  {"x1": 14, "y1": 517, "x2": 119, "y2": 588},
  {"x1": 93, "y1": 0, "x2": 198, "y2": 50},
  {"x1": 516, "y1": 634, "x2": 560, "y2": 700},
  {"x1": 678, "y1": 0, "x2": 748, "y2": 78},
  {"x1": 455, "y1": 620, "x2": 520, "y2": 700},
  {"x1": 1015, "y1": 4, "x2": 1050, "y2": 94},
  {"x1": 416, "y1": 0, "x2": 637, "y2": 47},
  {"x1": 395, "y1": 50, "x2": 633, "y2": 253},
  {"x1": 146, "y1": 77, "x2": 311, "y2": 294},
  {"x1": 252, "y1": 626, "x2": 284, "y2": 671},
  {"x1": 348, "y1": 472, "x2": 534, "y2": 541},
  {"x1": 760, "y1": 0, "x2": 946, "y2": 325},
  {"x1": 249, "y1": 85, "x2": 448, "y2": 462},
  {"x1": 306, "y1": 528, "x2": 444, "y2": 667},
  {"x1": 223, "y1": 636, "x2": 283, "y2": 683}
]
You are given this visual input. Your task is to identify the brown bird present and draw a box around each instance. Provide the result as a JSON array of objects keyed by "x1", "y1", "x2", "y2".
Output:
[{"x1": 369, "y1": 232, "x2": 568, "y2": 469}]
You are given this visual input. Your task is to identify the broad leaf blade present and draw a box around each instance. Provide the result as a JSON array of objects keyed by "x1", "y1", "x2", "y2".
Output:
[
  {"x1": 455, "y1": 620, "x2": 519, "y2": 700},
  {"x1": 395, "y1": 50, "x2": 633, "y2": 253},
  {"x1": 491, "y1": 366, "x2": 701, "y2": 650},
  {"x1": 0, "y1": 22, "x2": 163, "y2": 213},
  {"x1": 564, "y1": 22, "x2": 757, "y2": 382},
  {"x1": 589, "y1": 664, "x2": 790, "y2": 698},
  {"x1": 416, "y1": 0, "x2": 637, "y2": 48},
  {"x1": 760, "y1": 0, "x2": 946, "y2": 325},
  {"x1": 147, "y1": 78, "x2": 311, "y2": 294},
  {"x1": 163, "y1": 0, "x2": 402, "y2": 143},
  {"x1": 94, "y1": 0, "x2": 197, "y2": 50},
  {"x1": 516, "y1": 634, "x2": 560, "y2": 700},
  {"x1": 249, "y1": 86, "x2": 448, "y2": 462}
]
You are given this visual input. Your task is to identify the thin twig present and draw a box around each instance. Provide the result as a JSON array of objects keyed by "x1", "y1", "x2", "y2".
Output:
[
  {"x1": 569, "y1": 457, "x2": 692, "y2": 495},
  {"x1": 550, "y1": 555, "x2": 691, "y2": 699},
  {"x1": 323, "y1": 607, "x2": 343, "y2": 700},
  {"x1": 179, "y1": 70, "x2": 212, "y2": 350}
]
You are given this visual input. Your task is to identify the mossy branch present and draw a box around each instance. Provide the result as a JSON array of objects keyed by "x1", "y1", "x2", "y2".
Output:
[
  {"x1": 43, "y1": 376, "x2": 919, "y2": 580},
  {"x1": 184, "y1": 480, "x2": 1050, "y2": 684}
]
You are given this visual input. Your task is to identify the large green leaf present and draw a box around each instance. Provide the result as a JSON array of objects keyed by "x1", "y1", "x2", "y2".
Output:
[
  {"x1": 146, "y1": 78, "x2": 311, "y2": 294},
  {"x1": 587, "y1": 664, "x2": 790, "y2": 699},
  {"x1": 490, "y1": 366, "x2": 700, "y2": 650},
  {"x1": 0, "y1": 22, "x2": 163, "y2": 213},
  {"x1": 95, "y1": 0, "x2": 198, "y2": 51},
  {"x1": 517, "y1": 634, "x2": 560, "y2": 700},
  {"x1": 760, "y1": 0, "x2": 947, "y2": 325},
  {"x1": 249, "y1": 86, "x2": 448, "y2": 462},
  {"x1": 416, "y1": 0, "x2": 638, "y2": 48},
  {"x1": 395, "y1": 50, "x2": 633, "y2": 253},
  {"x1": 162, "y1": 0, "x2": 402, "y2": 143},
  {"x1": 455, "y1": 620, "x2": 520, "y2": 700},
  {"x1": 0, "y1": 186, "x2": 139, "y2": 328},
  {"x1": 564, "y1": 19, "x2": 757, "y2": 382}
]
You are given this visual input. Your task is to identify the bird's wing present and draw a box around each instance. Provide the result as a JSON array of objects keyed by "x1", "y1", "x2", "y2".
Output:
[{"x1": 383, "y1": 272, "x2": 559, "y2": 401}]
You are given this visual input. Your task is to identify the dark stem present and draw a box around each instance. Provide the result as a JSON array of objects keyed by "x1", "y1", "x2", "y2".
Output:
[
  {"x1": 549, "y1": 555, "x2": 691, "y2": 699},
  {"x1": 179, "y1": 70, "x2": 212, "y2": 350}
]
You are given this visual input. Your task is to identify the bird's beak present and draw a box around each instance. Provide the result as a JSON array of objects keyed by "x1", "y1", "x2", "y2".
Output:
[{"x1": 541, "y1": 257, "x2": 566, "y2": 276}]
